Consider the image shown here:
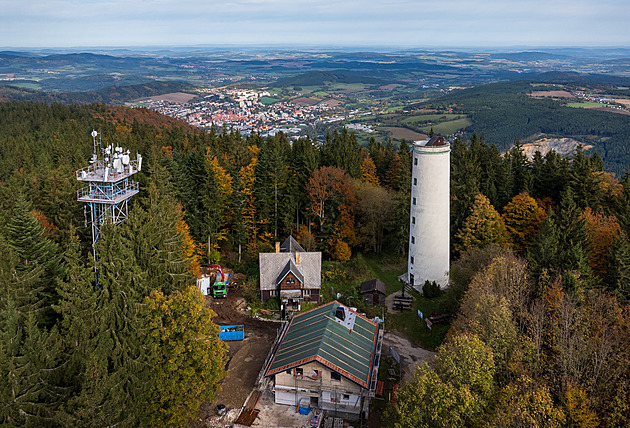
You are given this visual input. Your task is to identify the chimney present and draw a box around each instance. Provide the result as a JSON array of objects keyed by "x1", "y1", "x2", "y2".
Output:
[
  {"x1": 275, "y1": 242, "x2": 280, "y2": 253},
  {"x1": 296, "y1": 252, "x2": 300, "y2": 264}
]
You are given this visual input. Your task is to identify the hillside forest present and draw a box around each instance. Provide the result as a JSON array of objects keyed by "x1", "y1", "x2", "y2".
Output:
[{"x1": 0, "y1": 101, "x2": 630, "y2": 426}]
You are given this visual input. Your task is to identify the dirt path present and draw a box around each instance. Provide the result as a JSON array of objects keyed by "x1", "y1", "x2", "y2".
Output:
[
  {"x1": 383, "y1": 331, "x2": 436, "y2": 382},
  {"x1": 192, "y1": 285, "x2": 282, "y2": 427}
]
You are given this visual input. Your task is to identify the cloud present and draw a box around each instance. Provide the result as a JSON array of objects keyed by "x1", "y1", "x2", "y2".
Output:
[{"x1": 1, "y1": 0, "x2": 629, "y2": 47}]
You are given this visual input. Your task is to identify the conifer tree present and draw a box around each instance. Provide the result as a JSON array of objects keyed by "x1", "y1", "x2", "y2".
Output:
[
  {"x1": 56, "y1": 223, "x2": 147, "y2": 426},
  {"x1": 0, "y1": 301, "x2": 64, "y2": 427},
  {"x1": 6, "y1": 197, "x2": 62, "y2": 327},
  {"x1": 606, "y1": 234, "x2": 630, "y2": 303}
]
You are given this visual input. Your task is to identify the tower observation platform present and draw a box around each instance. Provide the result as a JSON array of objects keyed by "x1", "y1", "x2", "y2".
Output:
[{"x1": 76, "y1": 130, "x2": 142, "y2": 257}]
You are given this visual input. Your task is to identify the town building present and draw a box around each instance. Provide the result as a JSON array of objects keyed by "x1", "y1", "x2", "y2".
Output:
[
  {"x1": 408, "y1": 135, "x2": 450, "y2": 291},
  {"x1": 259, "y1": 236, "x2": 321, "y2": 311},
  {"x1": 263, "y1": 301, "x2": 383, "y2": 417},
  {"x1": 360, "y1": 279, "x2": 387, "y2": 306}
]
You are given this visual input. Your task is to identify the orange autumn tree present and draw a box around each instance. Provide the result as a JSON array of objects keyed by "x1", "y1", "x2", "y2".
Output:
[
  {"x1": 307, "y1": 166, "x2": 358, "y2": 260},
  {"x1": 582, "y1": 207, "x2": 622, "y2": 277}
]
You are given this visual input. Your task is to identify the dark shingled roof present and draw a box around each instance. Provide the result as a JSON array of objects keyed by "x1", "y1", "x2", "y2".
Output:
[
  {"x1": 280, "y1": 235, "x2": 305, "y2": 254},
  {"x1": 426, "y1": 136, "x2": 446, "y2": 146},
  {"x1": 265, "y1": 301, "x2": 379, "y2": 388},
  {"x1": 276, "y1": 258, "x2": 304, "y2": 285},
  {"x1": 360, "y1": 279, "x2": 386, "y2": 295}
]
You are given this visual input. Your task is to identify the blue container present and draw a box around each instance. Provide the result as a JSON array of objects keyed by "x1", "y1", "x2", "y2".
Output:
[{"x1": 218, "y1": 324, "x2": 245, "y2": 341}]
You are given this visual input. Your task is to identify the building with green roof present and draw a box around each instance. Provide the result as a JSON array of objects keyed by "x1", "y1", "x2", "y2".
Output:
[{"x1": 263, "y1": 301, "x2": 383, "y2": 415}]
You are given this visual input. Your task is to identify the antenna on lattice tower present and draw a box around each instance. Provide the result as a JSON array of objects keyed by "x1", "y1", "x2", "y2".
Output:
[{"x1": 76, "y1": 130, "x2": 142, "y2": 286}]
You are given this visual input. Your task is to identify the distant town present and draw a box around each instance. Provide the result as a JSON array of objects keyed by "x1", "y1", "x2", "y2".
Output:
[{"x1": 127, "y1": 87, "x2": 381, "y2": 138}]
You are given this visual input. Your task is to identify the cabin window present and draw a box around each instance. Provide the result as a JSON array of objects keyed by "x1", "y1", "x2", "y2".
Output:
[
  {"x1": 287, "y1": 277, "x2": 295, "y2": 284},
  {"x1": 343, "y1": 394, "x2": 350, "y2": 400},
  {"x1": 331, "y1": 372, "x2": 341, "y2": 381},
  {"x1": 296, "y1": 368, "x2": 303, "y2": 376},
  {"x1": 313, "y1": 370, "x2": 319, "y2": 376},
  {"x1": 286, "y1": 369, "x2": 292, "y2": 374},
  {"x1": 303, "y1": 289, "x2": 310, "y2": 296}
]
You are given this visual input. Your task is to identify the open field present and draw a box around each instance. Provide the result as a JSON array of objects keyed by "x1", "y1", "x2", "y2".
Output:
[
  {"x1": 290, "y1": 96, "x2": 319, "y2": 106},
  {"x1": 402, "y1": 113, "x2": 463, "y2": 126},
  {"x1": 529, "y1": 90, "x2": 574, "y2": 98},
  {"x1": 420, "y1": 117, "x2": 472, "y2": 135},
  {"x1": 321, "y1": 99, "x2": 344, "y2": 107},
  {"x1": 380, "y1": 126, "x2": 428, "y2": 141},
  {"x1": 385, "y1": 106, "x2": 404, "y2": 113},
  {"x1": 567, "y1": 101, "x2": 606, "y2": 108},
  {"x1": 259, "y1": 96, "x2": 279, "y2": 104},
  {"x1": 144, "y1": 91, "x2": 197, "y2": 103},
  {"x1": 613, "y1": 99, "x2": 630, "y2": 106}
]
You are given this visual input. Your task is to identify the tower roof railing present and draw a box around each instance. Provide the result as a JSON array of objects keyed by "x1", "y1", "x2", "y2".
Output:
[
  {"x1": 76, "y1": 159, "x2": 140, "y2": 183},
  {"x1": 77, "y1": 181, "x2": 139, "y2": 204}
]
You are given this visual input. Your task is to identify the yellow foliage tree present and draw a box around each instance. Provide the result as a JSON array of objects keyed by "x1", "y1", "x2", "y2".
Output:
[
  {"x1": 455, "y1": 194, "x2": 508, "y2": 254},
  {"x1": 360, "y1": 156, "x2": 380, "y2": 186},
  {"x1": 176, "y1": 215, "x2": 200, "y2": 276},
  {"x1": 144, "y1": 286, "x2": 226, "y2": 427},
  {"x1": 502, "y1": 192, "x2": 546, "y2": 255},
  {"x1": 240, "y1": 154, "x2": 259, "y2": 244}
]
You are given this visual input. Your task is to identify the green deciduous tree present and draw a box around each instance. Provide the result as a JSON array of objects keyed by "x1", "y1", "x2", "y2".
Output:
[{"x1": 391, "y1": 334, "x2": 495, "y2": 428}]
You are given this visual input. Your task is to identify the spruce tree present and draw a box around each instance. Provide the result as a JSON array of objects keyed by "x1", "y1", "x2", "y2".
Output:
[
  {"x1": 57, "y1": 223, "x2": 147, "y2": 426},
  {"x1": 6, "y1": 197, "x2": 62, "y2": 327},
  {"x1": 0, "y1": 300, "x2": 64, "y2": 427}
]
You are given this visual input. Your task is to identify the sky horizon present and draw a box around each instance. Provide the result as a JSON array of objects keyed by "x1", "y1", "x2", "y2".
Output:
[{"x1": 2, "y1": 0, "x2": 629, "y2": 49}]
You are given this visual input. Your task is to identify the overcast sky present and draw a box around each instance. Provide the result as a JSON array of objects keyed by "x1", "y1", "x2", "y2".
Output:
[{"x1": 1, "y1": 0, "x2": 629, "y2": 48}]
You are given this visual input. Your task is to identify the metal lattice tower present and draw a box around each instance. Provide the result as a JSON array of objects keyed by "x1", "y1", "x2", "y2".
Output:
[{"x1": 76, "y1": 130, "x2": 142, "y2": 259}]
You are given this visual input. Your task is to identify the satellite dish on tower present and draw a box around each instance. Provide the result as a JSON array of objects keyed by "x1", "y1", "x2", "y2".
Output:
[{"x1": 91, "y1": 130, "x2": 98, "y2": 138}]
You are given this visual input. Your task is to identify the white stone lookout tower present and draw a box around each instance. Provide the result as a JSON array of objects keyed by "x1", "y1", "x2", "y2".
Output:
[{"x1": 407, "y1": 136, "x2": 450, "y2": 291}]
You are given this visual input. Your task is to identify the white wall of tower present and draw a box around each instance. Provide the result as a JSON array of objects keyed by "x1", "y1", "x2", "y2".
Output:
[{"x1": 408, "y1": 142, "x2": 450, "y2": 290}]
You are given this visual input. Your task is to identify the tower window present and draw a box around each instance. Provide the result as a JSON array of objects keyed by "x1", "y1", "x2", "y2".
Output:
[
  {"x1": 411, "y1": 236, "x2": 415, "y2": 244},
  {"x1": 414, "y1": 158, "x2": 418, "y2": 166},
  {"x1": 412, "y1": 217, "x2": 416, "y2": 225},
  {"x1": 410, "y1": 256, "x2": 414, "y2": 264},
  {"x1": 413, "y1": 197, "x2": 416, "y2": 205},
  {"x1": 413, "y1": 178, "x2": 417, "y2": 186}
]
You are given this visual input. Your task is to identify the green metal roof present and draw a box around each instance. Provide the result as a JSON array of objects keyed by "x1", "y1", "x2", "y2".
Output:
[{"x1": 265, "y1": 301, "x2": 379, "y2": 388}]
